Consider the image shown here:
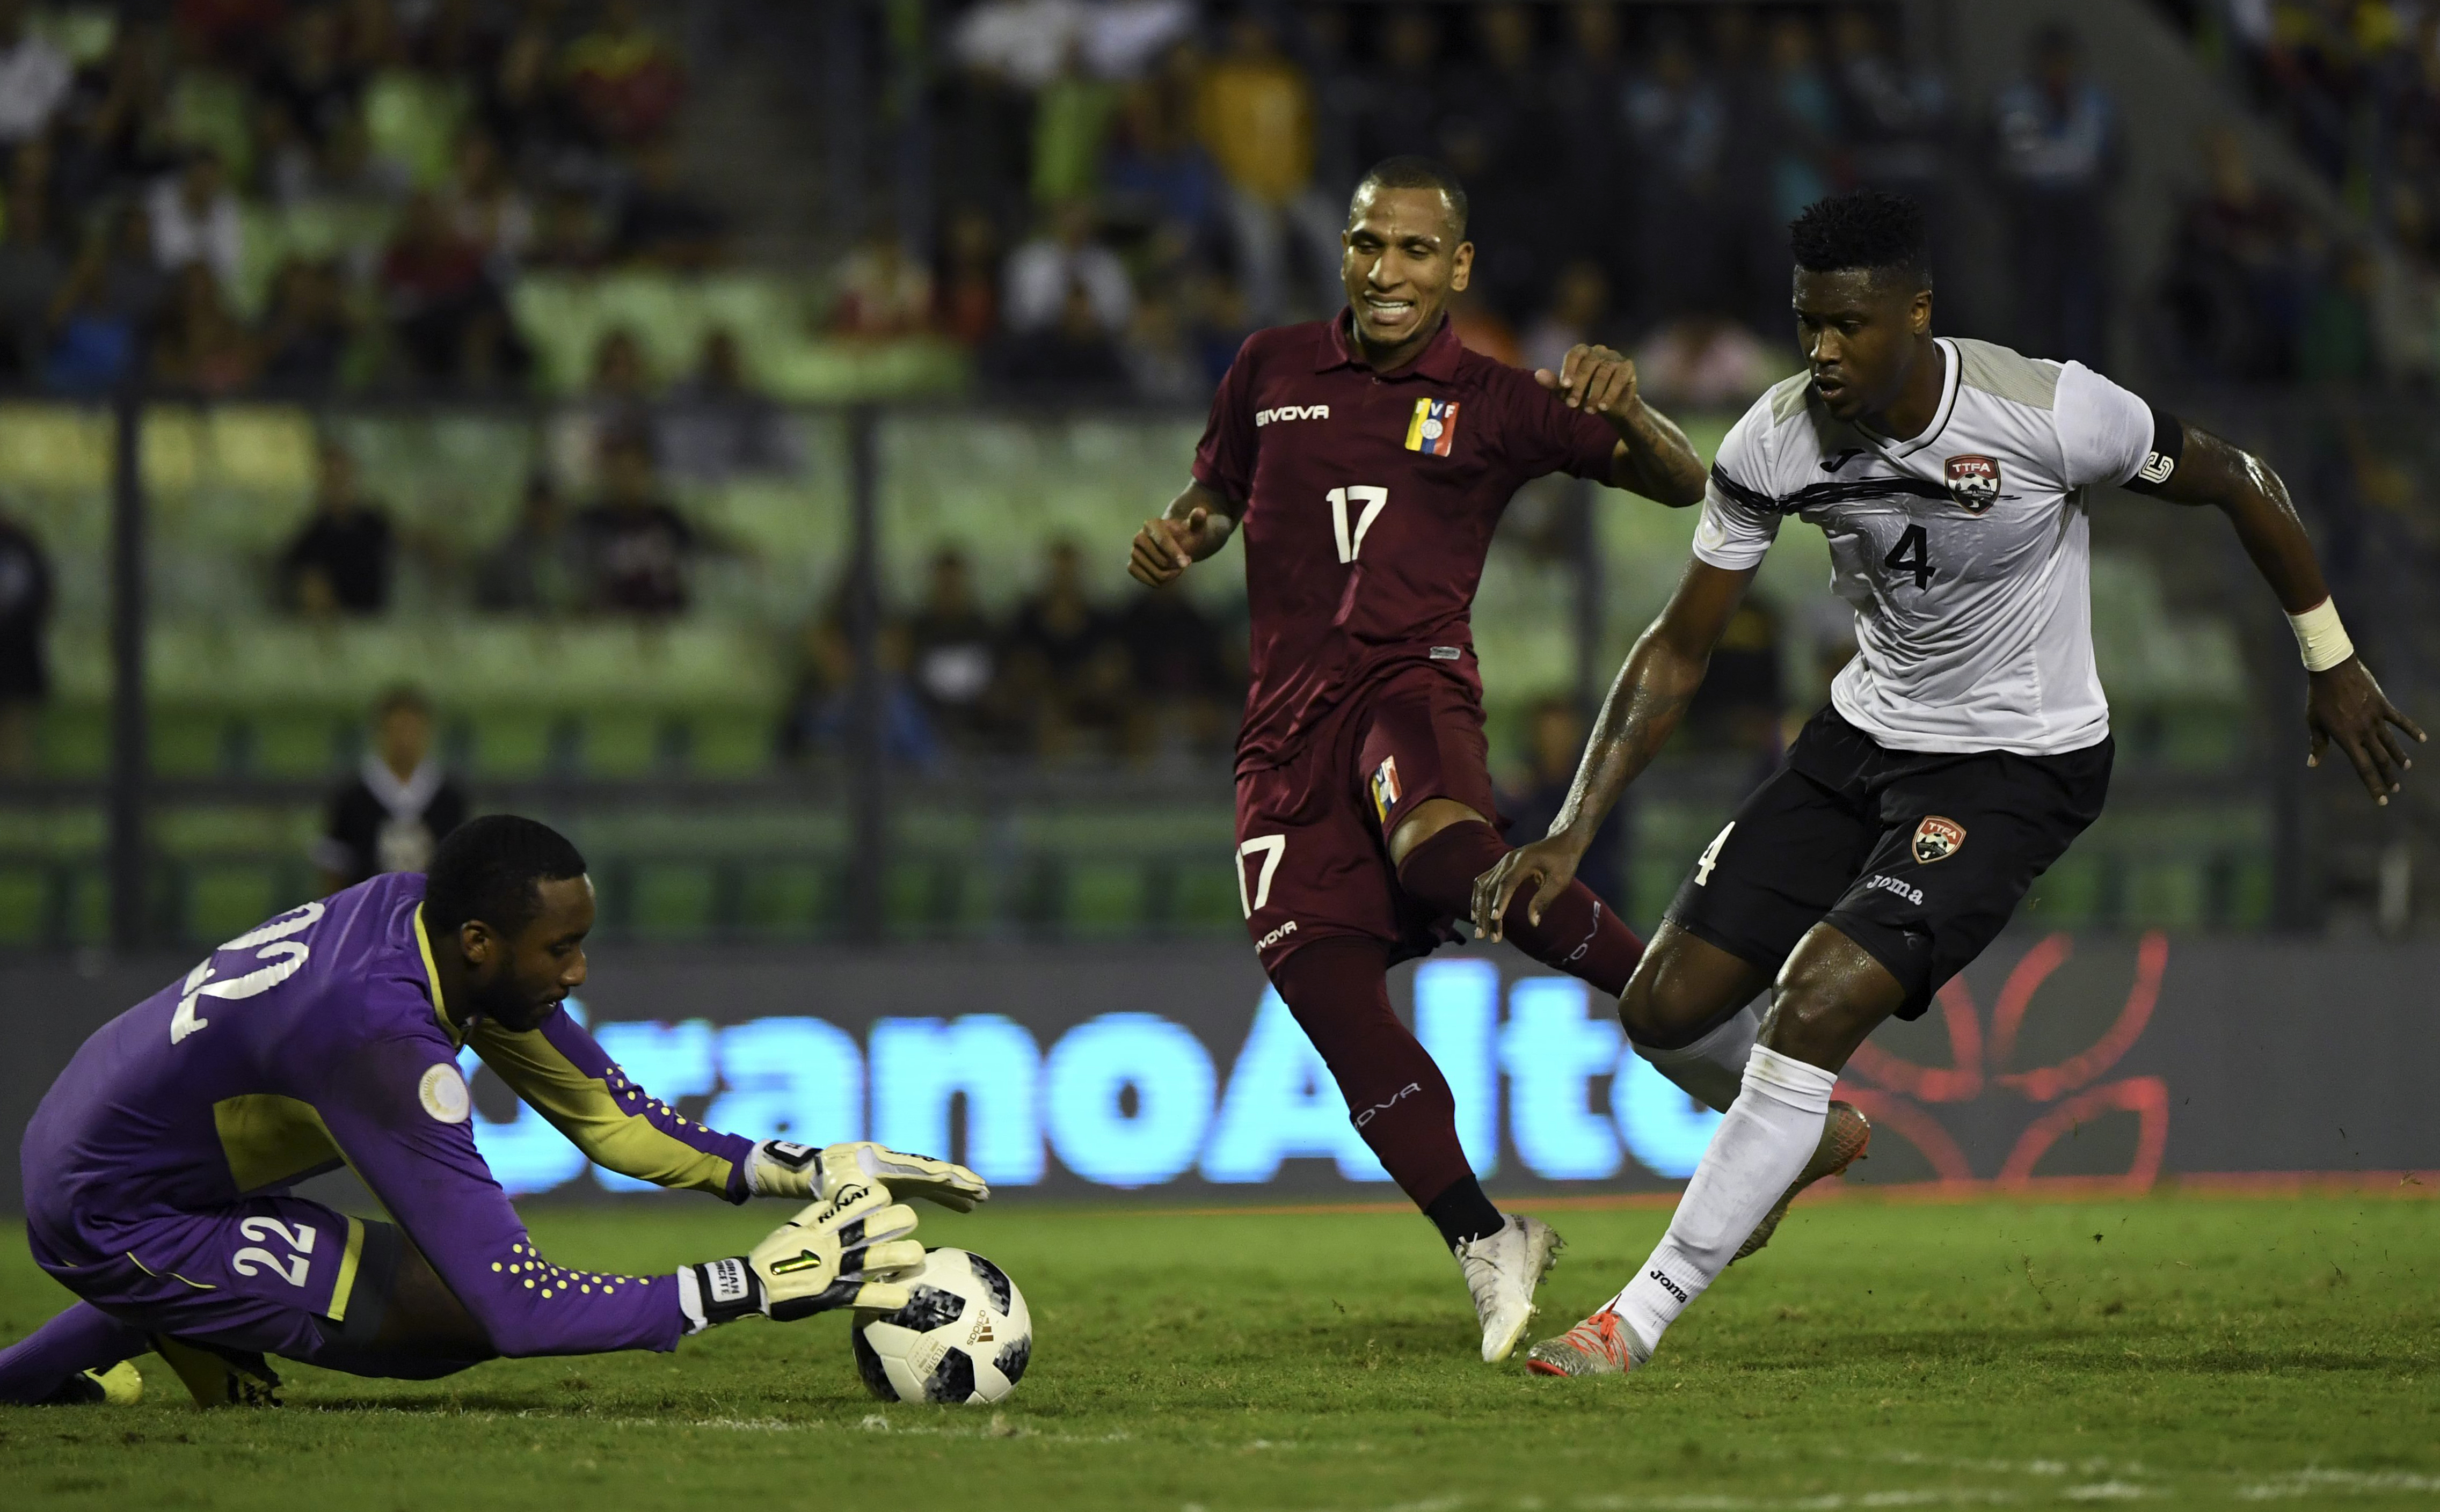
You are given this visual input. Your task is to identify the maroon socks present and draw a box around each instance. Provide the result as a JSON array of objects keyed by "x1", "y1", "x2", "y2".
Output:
[
  {"x1": 1395, "y1": 820, "x2": 1645, "y2": 995},
  {"x1": 1268, "y1": 936, "x2": 1477, "y2": 1214}
]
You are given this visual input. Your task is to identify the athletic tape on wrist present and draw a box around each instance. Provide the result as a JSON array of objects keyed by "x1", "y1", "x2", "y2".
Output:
[{"x1": 2288, "y1": 597, "x2": 2355, "y2": 673}]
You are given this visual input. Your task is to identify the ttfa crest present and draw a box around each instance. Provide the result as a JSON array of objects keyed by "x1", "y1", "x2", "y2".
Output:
[{"x1": 1944, "y1": 454, "x2": 2001, "y2": 514}]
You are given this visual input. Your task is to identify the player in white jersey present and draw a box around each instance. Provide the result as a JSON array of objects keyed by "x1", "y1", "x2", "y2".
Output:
[{"x1": 1470, "y1": 189, "x2": 2423, "y2": 1377}]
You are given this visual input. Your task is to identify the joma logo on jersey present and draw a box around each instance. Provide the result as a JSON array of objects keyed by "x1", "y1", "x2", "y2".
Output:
[
  {"x1": 1370, "y1": 755, "x2": 1402, "y2": 820},
  {"x1": 1405, "y1": 398, "x2": 1460, "y2": 456},
  {"x1": 1912, "y1": 815, "x2": 1967, "y2": 864},
  {"x1": 1944, "y1": 454, "x2": 2001, "y2": 514},
  {"x1": 1255, "y1": 404, "x2": 1329, "y2": 426}
]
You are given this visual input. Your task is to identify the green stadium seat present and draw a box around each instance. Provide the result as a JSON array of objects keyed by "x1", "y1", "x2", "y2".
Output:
[
  {"x1": 362, "y1": 71, "x2": 469, "y2": 188},
  {"x1": 36, "y1": 705, "x2": 107, "y2": 779},
  {"x1": 627, "y1": 861, "x2": 718, "y2": 941},
  {"x1": 167, "y1": 69, "x2": 254, "y2": 179}
]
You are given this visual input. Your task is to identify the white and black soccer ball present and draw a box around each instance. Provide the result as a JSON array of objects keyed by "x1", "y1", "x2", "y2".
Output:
[{"x1": 851, "y1": 1247, "x2": 1032, "y2": 1404}]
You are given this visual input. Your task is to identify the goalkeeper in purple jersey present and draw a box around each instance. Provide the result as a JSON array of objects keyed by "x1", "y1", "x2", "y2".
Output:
[{"x1": 1, "y1": 814, "x2": 988, "y2": 1408}]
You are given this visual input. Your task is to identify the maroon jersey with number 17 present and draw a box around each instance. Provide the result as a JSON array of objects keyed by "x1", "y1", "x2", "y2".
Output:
[{"x1": 1192, "y1": 312, "x2": 1620, "y2": 777}]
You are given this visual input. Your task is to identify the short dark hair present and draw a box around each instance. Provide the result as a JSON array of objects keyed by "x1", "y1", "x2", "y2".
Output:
[
  {"x1": 424, "y1": 814, "x2": 587, "y2": 938},
  {"x1": 1352, "y1": 155, "x2": 1469, "y2": 239},
  {"x1": 374, "y1": 684, "x2": 430, "y2": 720},
  {"x1": 1789, "y1": 189, "x2": 1931, "y2": 291}
]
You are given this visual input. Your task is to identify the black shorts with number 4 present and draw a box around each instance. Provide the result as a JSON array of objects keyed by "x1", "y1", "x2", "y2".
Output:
[{"x1": 1665, "y1": 707, "x2": 2112, "y2": 1020}]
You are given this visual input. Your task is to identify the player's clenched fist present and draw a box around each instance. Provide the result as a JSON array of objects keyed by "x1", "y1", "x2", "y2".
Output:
[
  {"x1": 748, "y1": 1138, "x2": 991, "y2": 1212},
  {"x1": 1537, "y1": 344, "x2": 1641, "y2": 421},
  {"x1": 682, "y1": 1182, "x2": 926, "y2": 1328}
]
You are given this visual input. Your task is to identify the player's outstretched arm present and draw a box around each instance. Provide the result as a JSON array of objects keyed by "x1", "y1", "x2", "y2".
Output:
[
  {"x1": 1128, "y1": 481, "x2": 1246, "y2": 586},
  {"x1": 1538, "y1": 344, "x2": 1708, "y2": 508},
  {"x1": 1473, "y1": 557, "x2": 1757, "y2": 939},
  {"x1": 2154, "y1": 425, "x2": 2426, "y2": 804}
]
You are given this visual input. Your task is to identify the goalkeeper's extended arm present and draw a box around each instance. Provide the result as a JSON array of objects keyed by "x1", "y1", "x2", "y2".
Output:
[{"x1": 677, "y1": 1183, "x2": 926, "y2": 1332}]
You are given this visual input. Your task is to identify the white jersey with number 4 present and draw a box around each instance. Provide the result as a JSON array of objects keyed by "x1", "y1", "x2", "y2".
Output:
[{"x1": 1694, "y1": 336, "x2": 2160, "y2": 756}]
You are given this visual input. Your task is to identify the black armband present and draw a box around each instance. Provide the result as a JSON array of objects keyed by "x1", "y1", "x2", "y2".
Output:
[{"x1": 2122, "y1": 404, "x2": 2185, "y2": 494}]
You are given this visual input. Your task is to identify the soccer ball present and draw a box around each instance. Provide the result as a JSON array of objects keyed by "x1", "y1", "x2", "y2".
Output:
[{"x1": 851, "y1": 1247, "x2": 1032, "y2": 1404}]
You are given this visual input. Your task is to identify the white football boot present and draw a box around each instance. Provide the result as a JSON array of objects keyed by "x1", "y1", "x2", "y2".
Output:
[{"x1": 1452, "y1": 1214, "x2": 1564, "y2": 1363}]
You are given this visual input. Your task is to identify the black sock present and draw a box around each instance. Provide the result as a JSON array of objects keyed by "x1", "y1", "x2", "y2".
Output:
[{"x1": 1423, "y1": 1175, "x2": 1505, "y2": 1250}]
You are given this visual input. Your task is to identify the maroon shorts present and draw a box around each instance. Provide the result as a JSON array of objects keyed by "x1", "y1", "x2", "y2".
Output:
[{"x1": 1233, "y1": 664, "x2": 1499, "y2": 973}]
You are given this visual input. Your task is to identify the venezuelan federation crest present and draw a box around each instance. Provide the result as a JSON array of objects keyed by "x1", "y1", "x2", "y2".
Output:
[
  {"x1": 1944, "y1": 455, "x2": 2000, "y2": 514},
  {"x1": 1405, "y1": 398, "x2": 1459, "y2": 456},
  {"x1": 1371, "y1": 755, "x2": 1402, "y2": 821},
  {"x1": 1912, "y1": 815, "x2": 1966, "y2": 864}
]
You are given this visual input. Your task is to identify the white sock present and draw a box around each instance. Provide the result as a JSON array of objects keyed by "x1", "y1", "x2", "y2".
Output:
[
  {"x1": 1629, "y1": 1000, "x2": 1761, "y2": 1114},
  {"x1": 1604, "y1": 1046, "x2": 1837, "y2": 1361}
]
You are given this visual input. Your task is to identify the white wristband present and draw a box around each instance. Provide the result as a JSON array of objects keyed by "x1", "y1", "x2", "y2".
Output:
[{"x1": 2288, "y1": 597, "x2": 2355, "y2": 673}]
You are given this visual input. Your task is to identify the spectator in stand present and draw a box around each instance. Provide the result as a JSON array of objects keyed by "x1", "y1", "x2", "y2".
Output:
[
  {"x1": 829, "y1": 233, "x2": 935, "y2": 341},
  {"x1": 1447, "y1": 4, "x2": 1558, "y2": 318},
  {"x1": 474, "y1": 471, "x2": 580, "y2": 615},
  {"x1": 147, "y1": 148, "x2": 244, "y2": 293},
  {"x1": 563, "y1": 0, "x2": 685, "y2": 151},
  {"x1": 1121, "y1": 290, "x2": 1205, "y2": 401},
  {"x1": 2302, "y1": 240, "x2": 2379, "y2": 382},
  {"x1": 1625, "y1": 19, "x2": 1733, "y2": 324},
  {"x1": 1102, "y1": 68, "x2": 1217, "y2": 248},
  {"x1": 258, "y1": 254, "x2": 359, "y2": 393},
  {"x1": 660, "y1": 326, "x2": 798, "y2": 483},
  {"x1": 1633, "y1": 312, "x2": 1783, "y2": 410},
  {"x1": 2160, "y1": 127, "x2": 2314, "y2": 381},
  {"x1": 1448, "y1": 284, "x2": 1523, "y2": 366},
  {"x1": 281, "y1": 440, "x2": 395, "y2": 617},
  {"x1": 777, "y1": 588, "x2": 938, "y2": 770},
  {"x1": 0, "y1": 502, "x2": 49, "y2": 776},
  {"x1": 0, "y1": 0, "x2": 71, "y2": 147},
  {"x1": 444, "y1": 129, "x2": 534, "y2": 279},
  {"x1": 587, "y1": 324, "x2": 653, "y2": 436},
  {"x1": 991, "y1": 279, "x2": 1132, "y2": 391},
  {"x1": 1762, "y1": 16, "x2": 1842, "y2": 228},
  {"x1": 284, "y1": 100, "x2": 415, "y2": 213},
  {"x1": 1356, "y1": 8, "x2": 1451, "y2": 177},
  {"x1": 480, "y1": 7, "x2": 573, "y2": 169},
  {"x1": 1032, "y1": 40, "x2": 1117, "y2": 208},
  {"x1": 1293, "y1": 3, "x2": 1365, "y2": 200},
  {"x1": 1497, "y1": 696, "x2": 1628, "y2": 909},
  {"x1": 53, "y1": 24, "x2": 174, "y2": 217},
  {"x1": 1004, "y1": 197, "x2": 1131, "y2": 334},
  {"x1": 312, "y1": 685, "x2": 469, "y2": 894},
  {"x1": 1833, "y1": 8, "x2": 1951, "y2": 214},
  {"x1": 42, "y1": 202, "x2": 163, "y2": 395},
  {"x1": 0, "y1": 144, "x2": 66, "y2": 382},
  {"x1": 934, "y1": 204, "x2": 1001, "y2": 347},
  {"x1": 382, "y1": 186, "x2": 520, "y2": 387},
  {"x1": 573, "y1": 430, "x2": 695, "y2": 617},
  {"x1": 1198, "y1": 12, "x2": 1337, "y2": 325},
  {"x1": 1115, "y1": 573, "x2": 1230, "y2": 759},
  {"x1": 527, "y1": 186, "x2": 606, "y2": 271},
  {"x1": 1548, "y1": 2, "x2": 1629, "y2": 267},
  {"x1": 1007, "y1": 536, "x2": 1128, "y2": 758},
  {"x1": 1991, "y1": 24, "x2": 2120, "y2": 366},
  {"x1": 261, "y1": 5, "x2": 360, "y2": 149},
  {"x1": 609, "y1": 142, "x2": 725, "y2": 269},
  {"x1": 1522, "y1": 260, "x2": 1618, "y2": 378},
  {"x1": 905, "y1": 546, "x2": 1006, "y2": 754},
  {"x1": 150, "y1": 261, "x2": 258, "y2": 397}
]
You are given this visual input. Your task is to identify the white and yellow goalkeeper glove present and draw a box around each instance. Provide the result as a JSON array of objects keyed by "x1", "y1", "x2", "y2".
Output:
[
  {"x1": 680, "y1": 1182, "x2": 925, "y2": 1330},
  {"x1": 748, "y1": 1139, "x2": 990, "y2": 1212}
]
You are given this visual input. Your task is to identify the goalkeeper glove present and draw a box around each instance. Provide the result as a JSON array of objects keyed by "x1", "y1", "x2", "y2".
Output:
[
  {"x1": 748, "y1": 1139, "x2": 991, "y2": 1212},
  {"x1": 680, "y1": 1182, "x2": 925, "y2": 1330}
]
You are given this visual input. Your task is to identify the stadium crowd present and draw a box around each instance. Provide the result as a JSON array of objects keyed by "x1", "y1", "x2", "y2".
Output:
[{"x1": 0, "y1": 0, "x2": 713, "y2": 398}]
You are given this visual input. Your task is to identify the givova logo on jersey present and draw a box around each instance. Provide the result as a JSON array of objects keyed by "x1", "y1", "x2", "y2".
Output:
[{"x1": 1944, "y1": 455, "x2": 2001, "y2": 514}]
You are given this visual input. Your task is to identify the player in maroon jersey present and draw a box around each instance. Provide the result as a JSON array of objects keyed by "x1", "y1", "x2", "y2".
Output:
[{"x1": 1126, "y1": 157, "x2": 1706, "y2": 1362}]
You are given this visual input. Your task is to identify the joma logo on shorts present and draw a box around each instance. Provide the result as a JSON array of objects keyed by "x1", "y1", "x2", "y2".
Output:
[
  {"x1": 1256, "y1": 919, "x2": 1298, "y2": 951},
  {"x1": 1254, "y1": 404, "x2": 1329, "y2": 426},
  {"x1": 1863, "y1": 874, "x2": 1925, "y2": 906},
  {"x1": 1649, "y1": 1267, "x2": 1689, "y2": 1304}
]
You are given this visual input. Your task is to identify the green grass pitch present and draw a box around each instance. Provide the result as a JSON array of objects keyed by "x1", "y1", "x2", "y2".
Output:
[{"x1": 4, "y1": 1193, "x2": 2436, "y2": 1509}]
